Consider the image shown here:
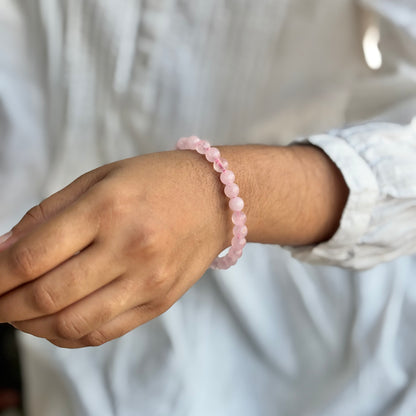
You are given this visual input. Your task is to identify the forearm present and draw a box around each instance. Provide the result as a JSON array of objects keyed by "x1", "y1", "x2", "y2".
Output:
[
  {"x1": 217, "y1": 145, "x2": 349, "y2": 247},
  {"x1": 186, "y1": 121, "x2": 416, "y2": 269}
]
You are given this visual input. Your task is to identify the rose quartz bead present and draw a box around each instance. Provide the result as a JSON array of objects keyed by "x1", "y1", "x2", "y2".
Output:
[
  {"x1": 196, "y1": 140, "x2": 210, "y2": 154},
  {"x1": 216, "y1": 258, "x2": 227, "y2": 268},
  {"x1": 176, "y1": 137, "x2": 188, "y2": 150},
  {"x1": 220, "y1": 256, "x2": 233, "y2": 267},
  {"x1": 231, "y1": 248, "x2": 243, "y2": 258},
  {"x1": 211, "y1": 259, "x2": 220, "y2": 269},
  {"x1": 187, "y1": 136, "x2": 200, "y2": 150},
  {"x1": 233, "y1": 225, "x2": 248, "y2": 239},
  {"x1": 220, "y1": 170, "x2": 235, "y2": 185},
  {"x1": 224, "y1": 183, "x2": 239, "y2": 198},
  {"x1": 216, "y1": 259, "x2": 226, "y2": 269},
  {"x1": 205, "y1": 147, "x2": 221, "y2": 162},
  {"x1": 232, "y1": 211, "x2": 247, "y2": 225},
  {"x1": 232, "y1": 236, "x2": 246, "y2": 247},
  {"x1": 213, "y1": 158, "x2": 229, "y2": 172},
  {"x1": 229, "y1": 196, "x2": 244, "y2": 211},
  {"x1": 228, "y1": 257, "x2": 238, "y2": 266},
  {"x1": 228, "y1": 251, "x2": 239, "y2": 261},
  {"x1": 176, "y1": 135, "x2": 247, "y2": 270},
  {"x1": 227, "y1": 258, "x2": 236, "y2": 267}
]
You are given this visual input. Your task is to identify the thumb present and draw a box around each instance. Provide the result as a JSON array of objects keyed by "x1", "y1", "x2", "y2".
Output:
[{"x1": 0, "y1": 165, "x2": 111, "y2": 250}]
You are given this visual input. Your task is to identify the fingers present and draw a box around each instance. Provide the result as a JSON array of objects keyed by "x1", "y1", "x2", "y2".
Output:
[
  {"x1": 16, "y1": 248, "x2": 205, "y2": 349},
  {"x1": 0, "y1": 152, "x2": 218, "y2": 348},
  {"x1": 0, "y1": 194, "x2": 99, "y2": 295},
  {"x1": 0, "y1": 232, "x2": 13, "y2": 252},
  {"x1": 11, "y1": 166, "x2": 111, "y2": 240},
  {"x1": 0, "y1": 166, "x2": 112, "y2": 253},
  {"x1": 49, "y1": 305, "x2": 167, "y2": 349},
  {"x1": 0, "y1": 242, "x2": 125, "y2": 323},
  {"x1": 12, "y1": 270, "x2": 175, "y2": 344}
]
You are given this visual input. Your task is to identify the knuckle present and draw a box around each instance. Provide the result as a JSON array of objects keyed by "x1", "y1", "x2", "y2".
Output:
[
  {"x1": 137, "y1": 224, "x2": 163, "y2": 257},
  {"x1": 83, "y1": 330, "x2": 108, "y2": 347},
  {"x1": 10, "y1": 244, "x2": 39, "y2": 278},
  {"x1": 55, "y1": 313, "x2": 88, "y2": 340},
  {"x1": 31, "y1": 283, "x2": 59, "y2": 314},
  {"x1": 12, "y1": 204, "x2": 47, "y2": 235},
  {"x1": 145, "y1": 264, "x2": 171, "y2": 296},
  {"x1": 25, "y1": 204, "x2": 47, "y2": 224},
  {"x1": 123, "y1": 222, "x2": 161, "y2": 261},
  {"x1": 100, "y1": 303, "x2": 117, "y2": 323},
  {"x1": 99, "y1": 191, "x2": 130, "y2": 224}
]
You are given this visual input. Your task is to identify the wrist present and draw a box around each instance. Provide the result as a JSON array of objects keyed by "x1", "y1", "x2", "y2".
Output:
[
  {"x1": 175, "y1": 138, "x2": 248, "y2": 268},
  {"x1": 218, "y1": 144, "x2": 348, "y2": 246},
  {"x1": 174, "y1": 148, "x2": 233, "y2": 253},
  {"x1": 174, "y1": 138, "x2": 348, "y2": 262},
  {"x1": 217, "y1": 145, "x2": 291, "y2": 244}
]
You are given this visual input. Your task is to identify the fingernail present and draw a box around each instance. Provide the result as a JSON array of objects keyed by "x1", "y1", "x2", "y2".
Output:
[{"x1": 0, "y1": 231, "x2": 12, "y2": 245}]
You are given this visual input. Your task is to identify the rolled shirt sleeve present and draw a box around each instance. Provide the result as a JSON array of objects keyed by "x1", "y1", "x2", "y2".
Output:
[{"x1": 288, "y1": 118, "x2": 416, "y2": 270}]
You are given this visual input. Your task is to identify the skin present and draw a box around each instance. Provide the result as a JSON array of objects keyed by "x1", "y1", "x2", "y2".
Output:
[{"x1": 0, "y1": 144, "x2": 348, "y2": 348}]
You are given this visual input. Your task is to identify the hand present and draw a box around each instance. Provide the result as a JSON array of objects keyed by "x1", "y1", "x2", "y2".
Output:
[
  {"x1": 0, "y1": 143, "x2": 348, "y2": 348},
  {"x1": 0, "y1": 151, "x2": 231, "y2": 348}
]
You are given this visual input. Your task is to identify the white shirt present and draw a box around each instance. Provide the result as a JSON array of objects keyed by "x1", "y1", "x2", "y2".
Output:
[{"x1": 1, "y1": 0, "x2": 416, "y2": 415}]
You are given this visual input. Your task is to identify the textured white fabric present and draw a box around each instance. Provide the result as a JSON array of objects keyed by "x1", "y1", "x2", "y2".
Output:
[
  {"x1": 0, "y1": 0, "x2": 416, "y2": 415},
  {"x1": 292, "y1": 120, "x2": 416, "y2": 269}
]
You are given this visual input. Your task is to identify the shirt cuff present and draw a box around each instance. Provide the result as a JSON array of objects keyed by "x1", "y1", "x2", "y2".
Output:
[{"x1": 287, "y1": 134, "x2": 379, "y2": 267}]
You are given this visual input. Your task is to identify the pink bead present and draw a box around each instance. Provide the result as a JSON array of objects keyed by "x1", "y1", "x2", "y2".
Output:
[
  {"x1": 229, "y1": 250, "x2": 243, "y2": 265},
  {"x1": 176, "y1": 135, "x2": 247, "y2": 270},
  {"x1": 222, "y1": 255, "x2": 236, "y2": 267},
  {"x1": 232, "y1": 211, "x2": 247, "y2": 225},
  {"x1": 213, "y1": 158, "x2": 229, "y2": 172},
  {"x1": 232, "y1": 236, "x2": 246, "y2": 247},
  {"x1": 215, "y1": 257, "x2": 227, "y2": 269},
  {"x1": 196, "y1": 140, "x2": 210, "y2": 154},
  {"x1": 176, "y1": 137, "x2": 188, "y2": 150},
  {"x1": 231, "y1": 247, "x2": 243, "y2": 258},
  {"x1": 205, "y1": 147, "x2": 221, "y2": 162},
  {"x1": 211, "y1": 259, "x2": 220, "y2": 269},
  {"x1": 228, "y1": 257, "x2": 238, "y2": 266},
  {"x1": 229, "y1": 197, "x2": 244, "y2": 211},
  {"x1": 187, "y1": 136, "x2": 200, "y2": 150},
  {"x1": 224, "y1": 183, "x2": 239, "y2": 198},
  {"x1": 216, "y1": 259, "x2": 227, "y2": 269},
  {"x1": 220, "y1": 170, "x2": 235, "y2": 185},
  {"x1": 233, "y1": 225, "x2": 248, "y2": 239}
]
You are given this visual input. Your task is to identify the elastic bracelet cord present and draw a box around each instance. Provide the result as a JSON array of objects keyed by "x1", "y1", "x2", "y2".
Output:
[{"x1": 176, "y1": 136, "x2": 248, "y2": 269}]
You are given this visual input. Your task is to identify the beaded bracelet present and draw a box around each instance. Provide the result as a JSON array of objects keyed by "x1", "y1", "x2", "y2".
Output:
[{"x1": 176, "y1": 136, "x2": 248, "y2": 269}]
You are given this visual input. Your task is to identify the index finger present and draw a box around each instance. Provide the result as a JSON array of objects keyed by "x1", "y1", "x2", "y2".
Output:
[{"x1": 0, "y1": 195, "x2": 99, "y2": 295}]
